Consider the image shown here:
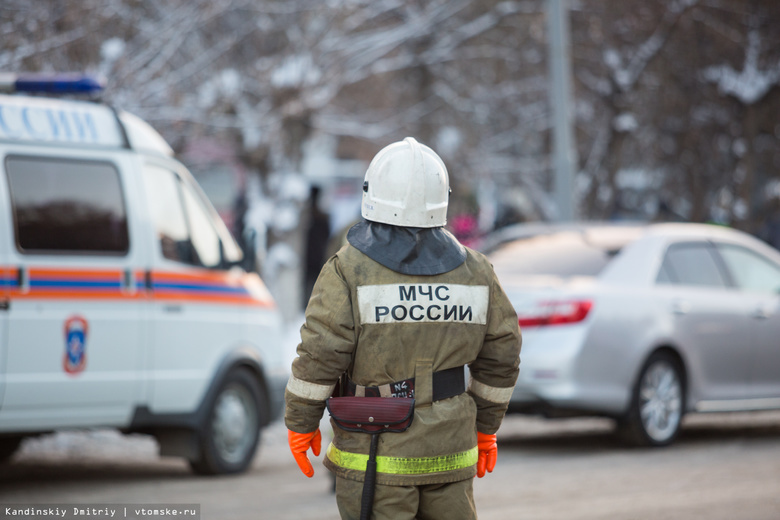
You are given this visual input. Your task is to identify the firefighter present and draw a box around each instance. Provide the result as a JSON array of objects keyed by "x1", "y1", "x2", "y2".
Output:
[{"x1": 285, "y1": 137, "x2": 522, "y2": 519}]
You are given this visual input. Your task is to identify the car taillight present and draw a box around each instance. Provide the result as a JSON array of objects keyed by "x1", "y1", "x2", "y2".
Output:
[{"x1": 517, "y1": 300, "x2": 593, "y2": 328}]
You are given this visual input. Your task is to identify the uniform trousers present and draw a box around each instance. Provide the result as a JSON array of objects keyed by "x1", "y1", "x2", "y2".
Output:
[{"x1": 334, "y1": 476, "x2": 477, "y2": 520}]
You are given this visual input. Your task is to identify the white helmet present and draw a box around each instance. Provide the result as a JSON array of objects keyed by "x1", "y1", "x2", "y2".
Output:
[{"x1": 361, "y1": 137, "x2": 449, "y2": 228}]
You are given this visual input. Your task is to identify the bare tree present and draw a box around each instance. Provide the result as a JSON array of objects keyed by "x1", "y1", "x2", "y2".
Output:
[
  {"x1": 572, "y1": 0, "x2": 780, "y2": 231},
  {"x1": 4, "y1": 0, "x2": 780, "y2": 236}
]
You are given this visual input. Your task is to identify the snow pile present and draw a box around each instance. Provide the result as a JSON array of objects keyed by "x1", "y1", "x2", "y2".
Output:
[{"x1": 15, "y1": 429, "x2": 159, "y2": 463}]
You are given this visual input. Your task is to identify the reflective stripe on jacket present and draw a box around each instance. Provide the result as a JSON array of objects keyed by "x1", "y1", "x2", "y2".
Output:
[{"x1": 285, "y1": 244, "x2": 521, "y2": 486}]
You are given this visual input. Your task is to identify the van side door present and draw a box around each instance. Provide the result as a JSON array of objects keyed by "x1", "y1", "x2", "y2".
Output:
[{"x1": 0, "y1": 153, "x2": 144, "y2": 431}]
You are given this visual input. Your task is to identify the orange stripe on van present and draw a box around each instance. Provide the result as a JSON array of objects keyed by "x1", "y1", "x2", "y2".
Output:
[
  {"x1": 150, "y1": 269, "x2": 276, "y2": 308},
  {"x1": 29, "y1": 267, "x2": 125, "y2": 279},
  {"x1": 1, "y1": 266, "x2": 276, "y2": 309},
  {"x1": 12, "y1": 291, "x2": 146, "y2": 300}
]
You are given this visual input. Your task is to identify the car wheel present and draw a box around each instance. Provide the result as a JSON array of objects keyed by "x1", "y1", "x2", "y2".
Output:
[
  {"x1": 190, "y1": 368, "x2": 264, "y2": 475},
  {"x1": 618, "y1": 351, "x2": 685, "y2": 447},
  {"x1": 0, "y1": 436, "x2": 23, "y2": 463}
]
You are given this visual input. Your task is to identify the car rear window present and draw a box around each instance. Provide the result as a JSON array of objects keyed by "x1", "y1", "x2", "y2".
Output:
[{"x1": 488, "y1": 229, "x2": 637, "y2": 278}]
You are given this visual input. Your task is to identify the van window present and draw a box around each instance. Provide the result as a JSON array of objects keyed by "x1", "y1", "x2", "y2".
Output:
[
  {"x1": 143, "y1": 164, "x2": 239, "y2": 269},
  {"x1": 180, "y1": 181, "x2": 221, "y2": 268},
  {"x1": 5, "y1": 156, "x2": 129, "y2": 254},
  {"x1": 143, "y1": 164, "x2": 193, "y2": 264}
]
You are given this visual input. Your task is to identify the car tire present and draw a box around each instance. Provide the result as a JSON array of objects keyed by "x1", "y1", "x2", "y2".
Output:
[
  {"x1": 190, "y1": 368, "x2": 264, "y2": 475},
  {"x1": 618, "y1": 351, "x2": 685, "y2": 447},
  {"x1": 0, "y1": 436, "x2": 23, "y2": 463}
]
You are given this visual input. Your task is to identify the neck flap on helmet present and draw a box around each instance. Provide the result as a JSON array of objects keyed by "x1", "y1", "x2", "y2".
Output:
[{"x1": 346, "y1": 220, "x2": 466, "y2": 276}]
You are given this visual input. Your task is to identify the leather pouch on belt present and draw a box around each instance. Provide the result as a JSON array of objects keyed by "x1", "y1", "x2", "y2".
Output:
[{"x1": 326, "y1": 397, "x2": 415, "y2": 434}]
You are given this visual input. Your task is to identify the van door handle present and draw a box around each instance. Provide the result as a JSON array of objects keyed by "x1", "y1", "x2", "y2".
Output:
[
  {"x1": 123, "y1": 269, "x2": 136, "y2": 294},
  {"x1": 163, "y1": 304, "x2": 183, "y2": 313},
  {"x1": 17, "y1": 266, "x2": 29, "y2": 294}
]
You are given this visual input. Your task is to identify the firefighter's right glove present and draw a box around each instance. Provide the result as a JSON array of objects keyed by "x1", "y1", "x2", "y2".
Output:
[
  {"x1": 476, "y1": 432, "x2": 498, "y2": 478},
  {"x1": 288, "y1": 429, "x2": 322, "y2": 478}
]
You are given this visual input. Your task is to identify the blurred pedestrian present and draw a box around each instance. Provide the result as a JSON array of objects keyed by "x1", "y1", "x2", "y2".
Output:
[
  {"x1": 285, "y1": 137, "x2": 522, "y2": 519},
  {"x1": 758, "y1": 195, "x2": 780, "y2": 250},
  {"x1": 303, "y1": 185, "x2": 331, "y2": 304}
]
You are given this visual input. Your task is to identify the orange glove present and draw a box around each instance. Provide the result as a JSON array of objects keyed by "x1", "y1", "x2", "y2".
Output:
[
  {"x1": 476, "y1": 432, "x2": 497, "y2": 478},
  {"x1": 288, "y1": 429, "x2": 322, "y2": 478}
]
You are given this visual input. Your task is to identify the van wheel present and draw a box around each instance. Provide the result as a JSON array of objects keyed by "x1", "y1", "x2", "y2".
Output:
[
  {"x1": 190, "y1": 369, "x2": 264, "y2": 475},
  {"x1": 618, "y1": 351, "x2": 685, "y2": 447},
  {"x1": 0, "y1": 436, "x2": 23, "y2": 463}
]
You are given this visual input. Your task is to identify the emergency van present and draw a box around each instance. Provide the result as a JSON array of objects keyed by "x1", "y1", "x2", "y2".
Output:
[{"x1": 0, "y1": 74, "x2": 287, "y2": 475}]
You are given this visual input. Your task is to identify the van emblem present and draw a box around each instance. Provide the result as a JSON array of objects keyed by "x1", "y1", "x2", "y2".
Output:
[{"x1": 63, "y1": 316, "x2": 88, "y2": 375}]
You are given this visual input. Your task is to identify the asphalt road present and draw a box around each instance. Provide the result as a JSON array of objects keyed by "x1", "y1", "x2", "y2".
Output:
[{"x1": 1, "y1": 412, "x2": 779, "y2": 520}]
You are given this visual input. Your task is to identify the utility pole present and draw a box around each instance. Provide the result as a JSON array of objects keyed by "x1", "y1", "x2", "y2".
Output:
[{"x1": 547, "y1": 0, "x2": 578, "y2": 221}]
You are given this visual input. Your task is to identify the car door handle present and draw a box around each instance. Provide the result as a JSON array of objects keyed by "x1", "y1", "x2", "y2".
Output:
[
  {"x1": 163, "y1": 305, "x2": 183, "y2": 313},
  {"x1": 752, "y1": 306, "x2": 770, "y2": 320},
  {"x1": 671, "y1": 300, "x2": 691, "y2": 315}
]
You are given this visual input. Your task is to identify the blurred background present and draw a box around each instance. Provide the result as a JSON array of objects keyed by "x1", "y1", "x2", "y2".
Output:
[
  {"x1": 4, "y1": 3, "x2": 780, "y2": 518},
  {"x1": 3, "y1": 0, "x2": 780, "y2": 320}
]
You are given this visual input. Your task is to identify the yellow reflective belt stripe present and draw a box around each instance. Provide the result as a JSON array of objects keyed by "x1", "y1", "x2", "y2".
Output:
[{"x1": 326, "y1": 443, "x2": 478, "y2": 475}]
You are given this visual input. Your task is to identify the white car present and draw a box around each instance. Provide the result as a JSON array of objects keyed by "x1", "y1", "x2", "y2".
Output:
[{"x1": 486, "y1": 222, "x2": 780, "y2": 446}]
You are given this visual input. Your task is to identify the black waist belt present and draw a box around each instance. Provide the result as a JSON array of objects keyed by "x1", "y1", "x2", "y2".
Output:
[{"x1": 345, "y1": 366, "x2": 465, "y2": 402}]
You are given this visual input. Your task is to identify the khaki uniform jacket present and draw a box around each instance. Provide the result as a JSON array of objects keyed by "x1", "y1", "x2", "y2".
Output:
[{"x1": 285, "y1": 243, "x2": 521, "y2": 486}]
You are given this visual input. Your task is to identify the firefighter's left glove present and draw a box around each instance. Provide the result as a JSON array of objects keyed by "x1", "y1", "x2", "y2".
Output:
[
  {"x1": 288, "y1": 429, "x2": 322, "y2": 478},
  {"x1": 476, "y1": 432, "x2": 498, "y2": 478}
]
